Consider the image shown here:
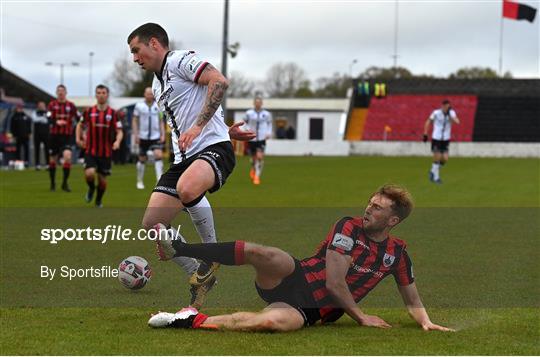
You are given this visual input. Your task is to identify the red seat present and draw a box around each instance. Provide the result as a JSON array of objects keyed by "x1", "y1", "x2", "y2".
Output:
[{"x1": 362, "y1": 95, "x2": 477, "y2": 142}]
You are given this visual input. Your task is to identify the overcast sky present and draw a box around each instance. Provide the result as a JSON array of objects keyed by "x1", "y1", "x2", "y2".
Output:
[{"x1": 1, "y1": 0, "x2": 539, "y2": 97}]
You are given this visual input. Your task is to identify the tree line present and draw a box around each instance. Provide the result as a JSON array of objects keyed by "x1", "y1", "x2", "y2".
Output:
[{"x1": 108, "y1": 53, "x2": 512, "y2": 99}]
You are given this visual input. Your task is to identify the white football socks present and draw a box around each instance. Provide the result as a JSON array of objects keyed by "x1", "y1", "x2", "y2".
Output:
[
  {"x1": 255, "y1": 160, "x2": 264, "y2": 177},
  {"x1": 155, "y1": 159, "x2": 163, "y2": 181},
  {"x1": 431, "y1": 162, "x2": 440, "y2": 180},
  {"x1": 185, "y1": 196, "x2": 217, "y2": 244},
  {"x1": 136, "y1": 161, "x2": 145, "y2": 184}
]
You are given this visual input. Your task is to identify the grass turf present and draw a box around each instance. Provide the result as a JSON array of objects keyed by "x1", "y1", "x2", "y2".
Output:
[{"x1": 0, "y1": 156, "x2": 539, "y2": 355}]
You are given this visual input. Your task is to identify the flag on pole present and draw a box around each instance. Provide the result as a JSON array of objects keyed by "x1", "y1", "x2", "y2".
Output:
[{"x1": 503, "y1": 0, "x2": 537, "y2": 22}]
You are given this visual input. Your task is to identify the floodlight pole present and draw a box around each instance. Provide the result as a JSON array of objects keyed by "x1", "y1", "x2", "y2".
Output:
[
  {"x1": 349, "y1": 59, "x2": 358, "y2": 78},
  {"x1": 45, "y1": 61, "x2": 80, "y2": 85},
  {"x1": 221, "y1": 0, "x2": 230, "y2": 120},
  {"x1": 89, "y1": 52, "x2": 94, "y2": 96},
  {"x1": 392, "y1": 0, "x2": 399, "y2": 70}
]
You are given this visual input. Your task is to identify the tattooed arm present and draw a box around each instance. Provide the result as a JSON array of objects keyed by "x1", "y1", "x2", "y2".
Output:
[{"x1": 179, "y1": 64, "x2": 229, "y2": 151}]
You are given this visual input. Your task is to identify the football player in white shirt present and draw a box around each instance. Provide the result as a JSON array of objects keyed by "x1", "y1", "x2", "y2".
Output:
[
  {"x1": 423, "y1": 100, "x2": 460, "y2": 184},
  {"x1": 132, "y1": 87, "x2": 165, "y2": 189},
  {"x1": 127, "y1": 23, "x2": 254, "y2": 309},
  {"x1": 244, "y1": 97, "x2": 272, "y2": 185}
]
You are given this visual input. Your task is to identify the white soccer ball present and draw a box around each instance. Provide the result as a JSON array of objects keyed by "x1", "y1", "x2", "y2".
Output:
[{"x1": 118, "y1": 256, "x2": 152, "y2": 290}]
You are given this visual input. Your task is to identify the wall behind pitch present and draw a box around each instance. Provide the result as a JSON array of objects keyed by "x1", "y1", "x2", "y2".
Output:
[{"x1": 473, "y1": 96, "x2": 540, "y2": 142}]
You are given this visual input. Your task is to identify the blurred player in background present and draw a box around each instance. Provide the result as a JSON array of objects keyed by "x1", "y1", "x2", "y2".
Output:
[
  {"x1": 244, "y1": 97, "x2": 272, "y2": 185},
  {"x1": 76, "y1": 85, "x2": 123, "y2": 208},
  {"x1": 423, "y1": 99, "x2": 460, "y2": 184},
  {"x1": 133, "y1": 87, "x2": 165, "y2": 189},
  {"x1": 127, "y1": 23, "x2": 255, "y2": 309},
  {"x1": 47, "y1": 85, "x2": 80, "y2": 192},
  {"x1": 9, "y1": 104, "x2": 32, "y2": 167},
  {"x1": 32, "y1": 101, "x2": 50, "y2": 170},
  {"x1": 149, "y1": 185, "x2": 453, "y2": 333}
]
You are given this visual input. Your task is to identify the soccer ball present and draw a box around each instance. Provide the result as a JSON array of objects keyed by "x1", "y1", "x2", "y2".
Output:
[{"x1": 118, "y1": 256, "x2": 152, "y2": 290}]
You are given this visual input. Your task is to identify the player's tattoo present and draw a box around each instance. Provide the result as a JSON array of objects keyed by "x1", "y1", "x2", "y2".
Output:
[{"x1": 196, "y1": 64, "x2": 228, "y2": 127}]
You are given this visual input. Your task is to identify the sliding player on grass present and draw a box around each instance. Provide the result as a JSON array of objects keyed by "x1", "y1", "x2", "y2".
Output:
[{"x1": 150, "y1": 184, "x2": 454, "y2": 332}]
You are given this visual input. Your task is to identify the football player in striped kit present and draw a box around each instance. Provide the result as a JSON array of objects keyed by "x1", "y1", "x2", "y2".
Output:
[
  {"x1": 75, "y1": 85, "x2": 123, "y2": 208},
  {"x1": 149, "y1": 185, "x2": 453, "y2": 333},
  {"x1": 46, "y1": 85, "x2": 80, "y2": 192}
]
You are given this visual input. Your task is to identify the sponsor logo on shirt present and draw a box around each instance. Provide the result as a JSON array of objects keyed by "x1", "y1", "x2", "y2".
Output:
[
  {"x1": 332, "y1": 233, "x2": 354, "y2": 251},
  {"x1": 186, "y1": 57, "x2": 203, "y2": 74},
  {"x1": 351, "y1": 264, "x2": 383, "y2": 278},
  {"x1": 158, "y1": 86, "x2": 174, "y2": 104},
  {"x1": 356, "y1": 239, "x2": 370, "y2": 250}
]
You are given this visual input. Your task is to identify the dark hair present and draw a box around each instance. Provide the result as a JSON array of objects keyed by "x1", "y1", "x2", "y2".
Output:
[
  {"x1": 127, "y1": 23, "x2": 169, "y2": 48},
  {"x1": 56, "y1": 84, "x2": 66, "y2": 91},
  {"x1": 370, "y1": 184, "x2": 414, "y2": 222},
  {"x1": 95, "y1": 84, "x2": 109, "y2": 93},
  {"x1": 442, "y1": 99, "x2": 450, "y2": 105}
]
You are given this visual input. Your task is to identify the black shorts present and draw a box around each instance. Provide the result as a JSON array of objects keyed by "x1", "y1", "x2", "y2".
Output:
[
  {"x1": 139, "y1": 139, "x2": 163, "y2": 156},
  {"x1": 153, "y1": 141, "x2": 235, "y2": 199},
  {"x1": 49, "y1": 134, "x2": 72, "y2": 156},
  {"x1": 431, "y1": 139, "x2": 450, "y2": 153},
  {"x1": 84, "y1": 155, "x2": 112, "y2": 176},
  {"x1": 247, "y1": 140, "x2": 266, "y2": 155},
  {"x1": 255, "y1": 259, "x2": 321, "y2": 327}
]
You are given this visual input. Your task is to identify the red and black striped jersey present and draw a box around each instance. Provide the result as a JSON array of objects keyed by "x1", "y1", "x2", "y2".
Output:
[
  {"x1": 47, "y1": 100, "x2": 80, "y2": 135},
  {"x1": 80, "y1": 106, "x2": 122, "y2": 158},
  {"x1": 300, "y1": 216, "x2": 414, "y2": 319}
]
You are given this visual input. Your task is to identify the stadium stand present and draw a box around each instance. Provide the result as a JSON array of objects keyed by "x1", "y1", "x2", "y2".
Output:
[
  {"x1": 346, "y1": 78, "x2": 540, "y2": 143},
  {"x1": 362, "y1": 95, "x2": 477, "y2": 141},
  {"x1": 473, "y1": 96, "x2": 540, "y2": 142}
]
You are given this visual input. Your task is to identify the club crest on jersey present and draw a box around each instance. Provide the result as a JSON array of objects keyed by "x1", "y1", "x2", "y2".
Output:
[
  {"x1": 105, "y1": 114, "x2": 112, "y2": 121},
  {"x1": 332, "y1": 233, "x2": 354, "y2": 251},
  {"x1": 66, "y1": 106, "x2": 71, "y2": 112},
  {"x1": 383, "y1": 253, "x2": 395, "y2": 267}
]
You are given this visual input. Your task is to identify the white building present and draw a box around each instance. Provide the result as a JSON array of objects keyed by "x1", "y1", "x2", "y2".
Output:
[
  {"x1": 229, "y1": 98, "x2": 349, "y2": 156},
  {"x1": 72, "y1": 96, "x2": 351, "y2": 157}
]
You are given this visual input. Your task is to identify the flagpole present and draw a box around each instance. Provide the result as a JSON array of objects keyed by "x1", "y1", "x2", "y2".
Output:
[{"x1": 498, "y1": 1, "x2": 505, "y2": 76}]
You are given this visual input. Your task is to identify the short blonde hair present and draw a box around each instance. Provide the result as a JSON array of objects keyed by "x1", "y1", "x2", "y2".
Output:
[{"x1": 370, "y1": 184, "x2": 414, "y2": 221}]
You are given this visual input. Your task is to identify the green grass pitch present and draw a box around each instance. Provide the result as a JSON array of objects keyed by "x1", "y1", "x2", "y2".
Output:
[{"x1": 0, "y1": 155, "x2": 539, "y2": 355}]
